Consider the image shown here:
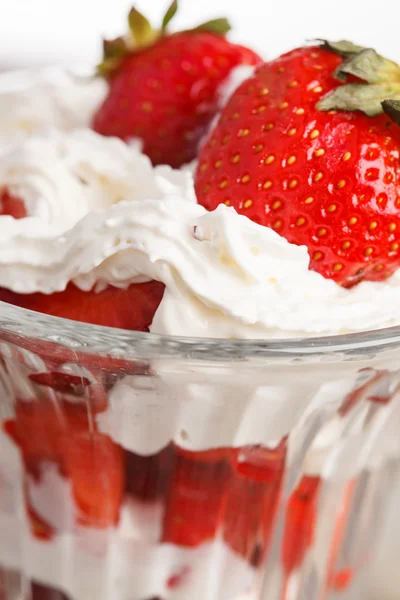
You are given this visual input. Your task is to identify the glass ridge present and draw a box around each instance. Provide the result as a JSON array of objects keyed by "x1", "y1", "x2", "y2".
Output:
[{"x1": 2, "y1": 300, "x2": 400, "y2": 360}]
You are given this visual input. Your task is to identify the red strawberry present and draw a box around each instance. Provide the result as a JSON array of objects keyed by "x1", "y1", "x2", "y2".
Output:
[
  {"x1": 92, "y1": 2, "x2": 261, "y2": 168},
  {"x1": 162, "y1": 453, "x2": 231, "y2": 546},
  {"x1": 222, "y1": 475, "x2": 281, "y2": 566},
  {"x1": 174, "y1": 445, "x2": 230, "y2": 464},
  {"x1": 64, "y1": 432, "x2": 124, "y2": 528},
  {"x1": 125, "y1": 444, "x2": 176, "y2": 501},
  {"x1": 326, "y1": 481, "x2": 355, "y2": 593},
  {"x1": 0, "y1": 190, "x2": 26, "y2": 219},
  {"x1": 4, "y1": 402, "x2": 68, "y2": 474},
  {"x1": 30, "y1": 582, "x2": 69, "y2": 600},
  {"x1": 195, "y1": 41, "x2": 400, "y2": 287},
  {"x1": 282, "y1": 475, "x2": 321, "y2": 574},
  {"x1": 0, "y1": 280, "x2": 165, "y2": 331},
  {"x1": 223, "y1": 444, "x2": 286, "y2": 564},
  {"x1": 230, "y1": 442, "x2": 286, "y2": 483},
  {"x1": 5, "y1": 395, "x2": 124, "y2": 530}
]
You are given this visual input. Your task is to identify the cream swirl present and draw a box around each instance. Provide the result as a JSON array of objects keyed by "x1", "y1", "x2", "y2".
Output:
[
  {"x1": 2, "y1": 193, "x2": 400, "y2": 336},
  {"x1": 0, "y1": 129, "x2": 195, "y2": 234},
  {"x1": 0, "y1": 69, "x2": 106, "y2": 150}
]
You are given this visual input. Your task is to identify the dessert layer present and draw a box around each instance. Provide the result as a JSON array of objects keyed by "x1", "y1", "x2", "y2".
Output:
[{"x1": 1, "y1": 71, "x2": 400, "y2": 338}]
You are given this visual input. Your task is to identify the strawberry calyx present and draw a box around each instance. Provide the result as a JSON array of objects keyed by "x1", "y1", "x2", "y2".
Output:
[
  {"x1": 382, "y1": 99, "x2": 400, "y2": 125},
  {"x1": 316, "y1": 40, "x2": 400, "y2": 117},
  {"x1": 98, "y1": 0, "x2": 231, "y2": 76}
]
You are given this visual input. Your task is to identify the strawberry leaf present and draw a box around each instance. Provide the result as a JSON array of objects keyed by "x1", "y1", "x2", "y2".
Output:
[
  {"x1": 128, "y1": 7, "x2": 155, "y2": 46},
  {"x1": 162, "y1": 0, "x2": 179, "y2": 32},
  {"x1": 382, "y1": 99, "x2": 400, "y2": 126},
  {"x1": 318, "y1": 83, "x2": 400, "y2": 116},
  {"x1": 98, "y1": 37, "x2": 129, "y2": 75},
  {"x1": 335, "y1": 48, "x2": 400, "y2": 84},
  {"x1": 318, "y1": 44, "x2": 400, "y2": 116},
  {"x1": 317, "y1": 39, "x2": 366, "y2": 58},
  {"x1": 103, "y1": 36, "x2": 128, "y2": 61},
  {"x1": 192, "y1": 18, "x2": 231, "y2": 36}
]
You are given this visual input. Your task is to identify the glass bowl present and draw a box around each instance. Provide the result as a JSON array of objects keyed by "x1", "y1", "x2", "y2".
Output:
[{"x1": 1, "y1": 300, "x2": 400, "y2": 600}]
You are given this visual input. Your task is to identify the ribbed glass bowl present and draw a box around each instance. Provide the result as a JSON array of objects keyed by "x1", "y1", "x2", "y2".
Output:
[{"x1": 1, "y1": 300, "x2": 400, "y2": 600}]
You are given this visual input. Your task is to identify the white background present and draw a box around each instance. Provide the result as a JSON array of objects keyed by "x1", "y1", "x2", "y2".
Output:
[{"x1": 0, "y1": 0, "x2": 398, "y2": 70}]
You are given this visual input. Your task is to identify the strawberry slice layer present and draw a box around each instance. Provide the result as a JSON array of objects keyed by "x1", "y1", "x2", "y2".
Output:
[
  {"x1": 64, "y1": 432, "x2": 124, "y2": 528},
  {"x1": 30, "y1": 582, "x2": 70, "y2": 600},
  {"x1": 282, "y1": 475, "x2": 321, "y2": 574},
  {"x1": 174, "y1": 445, "x2": 231, "y2": 464},
  {"x1": 125, "y1": 444, "x2": 176, "y2": 502},
  {"x1": 162, "y1": 453, "x2": 231, "y2": 547},
  {"x1": 0, "y1": 281, "x2": 165, "y2": 331},
  {"x1": 4, "y1": 396, "x2": 124, "y2": 533},
  {"x1": 224, "y1": 444, "x2": 286, "y2": 565}
]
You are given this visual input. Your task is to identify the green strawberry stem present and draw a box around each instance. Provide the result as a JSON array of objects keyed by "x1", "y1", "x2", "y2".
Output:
[
  {"x1": 317, "y1": 40, "x2": 367, "y2": 59},
  {"x1": 98, "y1": 1, "x2": 232, "y2": 76},
  {"x1": 317, "y1": 40, "x2": 400, "y2": 117}
]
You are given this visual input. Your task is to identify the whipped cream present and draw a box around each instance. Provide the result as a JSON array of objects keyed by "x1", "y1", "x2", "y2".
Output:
[
  {"x1": 2, "y1": 185, "x2": 400, "y2": 335},
  {"x1": 0, "y1": 68, "x2": 400, "y2": 338},
  {"x1": 0, "y1": 69, "x2": 106, "y2": 151},
  {"x1": 97, "y1": 374, "x2": 354, "y2": 458},
  {"x1": 0, "y1": 129, "x2": 195, "y2": 235},
  {"x1": 218, "y1": 65, "x2": 257, "y2": 107}
]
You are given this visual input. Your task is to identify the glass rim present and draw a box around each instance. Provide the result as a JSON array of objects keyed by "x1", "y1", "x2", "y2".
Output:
[{"x1": 1, "y1": 299, "x2": 400, "y2": 362}]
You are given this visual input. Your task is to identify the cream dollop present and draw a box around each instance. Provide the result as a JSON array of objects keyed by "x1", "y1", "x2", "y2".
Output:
[
  {"x1": 0, "y1": 69, "x2": 106, "y2": 150},
  {"x1": 0, "y1": 129, "x2": 195, "y2": 234},
  {"x1": 2, "y1": 191, "x2": 400, "y2": 336}
]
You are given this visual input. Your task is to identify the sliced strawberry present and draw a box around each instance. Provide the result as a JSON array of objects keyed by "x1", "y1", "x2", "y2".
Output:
[
  {"x1": 30, "y1": 582, "x2": 70, "y2": 600},
  {"x1": 0, "y1": 190, "x2": 26, "y2": 219},
  {"x1": 63, "y1": 432, "x2": 124, "y2": 528},
  {"x1": 223, "y1": 444, "x2": 286, "y2": 565},
  {"x1": 125, "y1": 444, "x2": 176, "y2": 501},
  {"x1": 174, "y1": 445, "x2": 230, "y2": 464},
  {"x1": 0, "y1": 281, "x2": 165, "y2": 331},
  {"x1": 326, "y1": 481, "x2": 356, "y2": 593},
  {"x1": 282, "y1": 475, "x2": 321, "y2": 574},
  {"x1": 4, "y1": 393, "x2": 122, "y2": 531},
  {"x1": 4, "y1": 403, "x2": 66, "y2": 474},
  {"x1": 230, "y1": 442, "x2": 286, "y2": 483},
  {"x1": 162, "y1": 454, "x2": 231, "y2": 546}
]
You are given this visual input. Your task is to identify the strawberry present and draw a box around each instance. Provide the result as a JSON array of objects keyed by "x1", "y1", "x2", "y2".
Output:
[
  {"x1": 174, "y1": 445, "x2": 230, "y2": 464},
  {"x1": 63, "y1": 432, "x2": 124, "y2": 528},
  {"x1": 282, "y1": 475, "x2": 321, "y2": 574},
  {"x1": 229, "y1": 442, "x2": 286, "y2": 483},
  {"x1": 0, "y1": 190, "x2": 26, "y2": 219},
  {"x1": 222, "y1": 475, "x2": 281, "y2": 566},
  {"x1": 4, "y1": 402, "x2": 68, "y2": 474},
  {"x1": 92, "y1": 1, "x2": 261, "y2": 168},
  {"x1": 5, "y1": 395, "x2": 124, "y2": 531},
  {"x1": 223, "y1": 444, "x2": 286, "y2": 564},
  {"x1": 0, "y1": 280, "x2": 165, "y2": 331},
  {"x1": 30, "y1": 582, "x2": 69, "y2": 600},
  {"x1": 195, "y1": 41, "x2": 400, "y2": 287},
  {"x1": 125, "y1": 444, "x2": 176, "y2": 501},
  {"x1": 162, "y1": 453, "x2": 231, "y2": 546}
]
